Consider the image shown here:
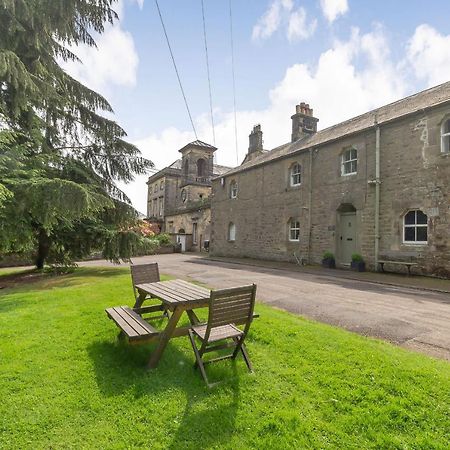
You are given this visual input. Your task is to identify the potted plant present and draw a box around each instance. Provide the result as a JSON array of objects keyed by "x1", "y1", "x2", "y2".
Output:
[
  {"x1": 351, "y1": 253, "x2": 366, "y2": 272},
  {"x1": 322, "y1": 251, "x2": 336, "y2": 269}
]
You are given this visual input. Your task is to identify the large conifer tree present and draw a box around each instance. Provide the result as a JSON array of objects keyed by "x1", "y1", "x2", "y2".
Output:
[{"x1": 0, "y1": 0, "x2": 153, "y2": 268}]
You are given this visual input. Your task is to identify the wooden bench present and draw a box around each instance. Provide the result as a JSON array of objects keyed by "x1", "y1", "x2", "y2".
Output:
[
  {"x1": 105, "y1": 306, "x2": 160, "y2": 344},
  {"x1": 377, "y1": 260, "x2": 418, "y2": 276}
]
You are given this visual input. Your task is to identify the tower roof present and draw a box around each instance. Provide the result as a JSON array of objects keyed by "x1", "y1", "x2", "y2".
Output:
[{"x1": 178, "y1": 140, "x2": 217, "y2": 153}]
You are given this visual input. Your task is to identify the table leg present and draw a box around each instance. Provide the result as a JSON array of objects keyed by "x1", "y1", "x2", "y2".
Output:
[
  {"x1": 186, "y1": 309, "x2": 201, "y2": 326},
  {"x1": 147, "y1": 307, "x2": 184, "y2": 370},
  {"x1": 134, "y1": 289, "x2": 147, "y2": 309}
]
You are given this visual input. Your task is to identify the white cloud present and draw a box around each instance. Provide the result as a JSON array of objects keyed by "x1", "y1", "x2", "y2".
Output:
[
  {"x1": 126, "y1": 25, "x2": 409, "y2": 213},
  {"x1": 406, "y1": 24, "x2": 450, "y2": 87},
  {"x1": 62, "y1": 1, "x2": 139, "y2": 95},
  {"x1": 319, "y1": 0, "x2": 348, "y2": 24},
  {"x1": 252, "y1": 0, "x2": 293, "y2": 41},
  {"x1": 287, "y1": 7, "x2": 318, "y2": 42}
]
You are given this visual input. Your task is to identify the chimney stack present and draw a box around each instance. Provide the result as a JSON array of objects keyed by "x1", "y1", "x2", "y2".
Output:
[
  {"x1": 291, "y1": 101, "x2": 318, "y2": 142},
  {"x1": 248, "y1": 124, "x2": 263, "y2": 154}
]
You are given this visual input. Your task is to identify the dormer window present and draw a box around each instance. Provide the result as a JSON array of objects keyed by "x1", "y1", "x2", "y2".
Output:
[
  {"x1": 441, "y1": 118, "x2": 450, "y2": 154},
  {"x1": 230, "y1": 180, "x2": 238, "y2": 199},
  {"x1": 290, "y1": 163, "x2": 301, "y2": 186},
  {"x1": 341, "y1": 148, "x2": 357, "y2": 176}
]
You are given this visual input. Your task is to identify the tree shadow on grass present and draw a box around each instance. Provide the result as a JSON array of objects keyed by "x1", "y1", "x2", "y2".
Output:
[
  {"x1": 88, "y1": 338, "x2": 242, "y2": 449},
  {"x1": 0, "y1": 266, "x2": 128, "y2": 302}
]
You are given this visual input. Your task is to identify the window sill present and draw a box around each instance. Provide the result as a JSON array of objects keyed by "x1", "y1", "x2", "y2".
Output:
[
  {"x1": 402, "y1": 242, "x2": 428, "y2": 246},
  {"x1": 341, "y1": 172, "x2": 357, "y2": 177},
  {"x1": 227, "y1": 239, "x2": 236, "y2": 243}
]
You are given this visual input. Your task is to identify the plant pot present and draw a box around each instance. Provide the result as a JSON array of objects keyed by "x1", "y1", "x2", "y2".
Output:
[
  {"x1": 351, "y1": 261, "x2": 366, "y2": 272},
  {"x1": 322, "y1": 258, "x2": 336, "y2": 269}
]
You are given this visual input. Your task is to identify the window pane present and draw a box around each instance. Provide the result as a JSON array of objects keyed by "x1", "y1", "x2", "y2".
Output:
[
  {"x1": 445, "y1": 119, "x2": 450, "y2": 134},
  {"x1": 444, "y1": 135, "x2": 450, "y2": 153},
  {"x1": 416, "y1": 210, "x2": 427, "y2": 224},
  {"x1": 350, "y1": 148, "x2": 357, "y2": 160},
  {"x1": 404, "y1": 211, "x2": 416, "y2": 225},
  {"x1": 404, "y1": 227, "x2": 415, "y2": 241},
  {"x1": 416, "y1": 226, "x2": 427, "y2": 242},
  {"x1": 351, "y1": 160, "x2": 357, "y2": 173}
]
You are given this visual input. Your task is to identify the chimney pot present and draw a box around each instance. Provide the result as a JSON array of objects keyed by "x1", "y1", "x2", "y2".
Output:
[{"x1": 291, "y1": 102, "x2": 318, "y2": 142}]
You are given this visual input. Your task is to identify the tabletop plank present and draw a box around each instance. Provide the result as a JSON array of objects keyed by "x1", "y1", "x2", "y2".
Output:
[
  {"x1": 169, "y1": 279, "x2": 210, "y2": 296},
  {"x1": 135, "y1": 279, "x2": 210, "y2": 306}
]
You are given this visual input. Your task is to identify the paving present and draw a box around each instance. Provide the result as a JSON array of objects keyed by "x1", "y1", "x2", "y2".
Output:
[{"x1": 81, "y1": 253, "x2": 450, "y2": 361}]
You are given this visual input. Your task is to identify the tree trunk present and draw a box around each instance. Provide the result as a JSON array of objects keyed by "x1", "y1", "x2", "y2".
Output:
[{"x1": 35, "y1": 228, "x2": 51, "y2": 270}]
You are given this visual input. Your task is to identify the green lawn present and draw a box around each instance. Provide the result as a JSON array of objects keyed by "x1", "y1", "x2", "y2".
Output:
[{"x1": 0, "y1": 267, "x2": 449, "y2": 449}]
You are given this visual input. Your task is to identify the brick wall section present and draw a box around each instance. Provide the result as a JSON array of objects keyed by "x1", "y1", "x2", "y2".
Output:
[{"x1": 211, "y1": 104, "x2": 450, "y2": 276}]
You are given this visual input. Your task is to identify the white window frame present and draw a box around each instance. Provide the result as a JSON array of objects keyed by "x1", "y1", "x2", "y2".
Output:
[
  {"x1": 341, "y1": 148, "x2": 357, "y2": 176},
  {"x1": 403, "y1": 210, "x2": 428, "y2": 245},
  {"x1": 290, "y1": 163, "x2": 302, "y2": 186},
  {"x1": 159, "y1": 197, "x2": 164, "y2": 217},
  {"x1": 230, "y1": 181, "x2": 238, "y2": 199},
  {"x1": 228, "y1": 222, "x2": 236, "y2": 241},
  {"x1": 441, "y1": 118, "x2": 450, "y2": 154},
  {"x1": 289, "y1": 219, "x2": 300, "y2": 241},
  {"x1": 160, "y1": 181, "x2": 164, "y2": 191},
  {"x1": 192, "y1": 223, "x2": 198, "y2": 244}
]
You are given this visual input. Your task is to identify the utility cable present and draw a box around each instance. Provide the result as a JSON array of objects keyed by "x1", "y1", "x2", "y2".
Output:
[
  {"x1": 229, "y1": 0, "x2": 239, "y2": 165},
  {"x1": 154, "y1": 0, "x2": 198, "y2": 140},
  {"x1": 201, "y1": 0, "x2": 216, "y2": 147}
]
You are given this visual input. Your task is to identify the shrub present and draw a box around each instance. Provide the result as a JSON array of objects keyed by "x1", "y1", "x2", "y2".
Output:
[
  {"x1": 322, "y1": 251, "x2": 335, "y2": 260},
  {"x1": 156, "y1": 233, "x2": 171, "y2": 245},
  {"x1": 351, "y1": 253, "x2": 364, "y2": 262}
]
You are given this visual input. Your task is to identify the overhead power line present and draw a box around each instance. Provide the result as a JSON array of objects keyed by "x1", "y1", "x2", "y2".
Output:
[
  {"x1": 154, "y1": 0, "x2": 198, "y2": 140},
  {"x1": 229, "y1": 0, "x2": 239, "y2": 166},
  {"x1": 200, "y1": 0, "x2": 216, "y2": 147}
]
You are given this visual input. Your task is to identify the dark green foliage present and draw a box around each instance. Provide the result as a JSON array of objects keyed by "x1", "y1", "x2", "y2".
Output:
[
  {"x1": 0, "y1": 1, "x2": 154, "y2": 267},
  {"x1": 351, "y1": 253, "x2": 364, "y2": 262},
  {"x1": 322, "y1": 251, "x2": 335, "y2": 260}
]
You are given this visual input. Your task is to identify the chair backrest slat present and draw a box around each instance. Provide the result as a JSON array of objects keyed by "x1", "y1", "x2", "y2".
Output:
[
  {"x1": 130, "y1": 263, "x2": 160, "y2": 298},
  {"x1": 205, "y1": 284, "x2": 256, "y2": 340}
]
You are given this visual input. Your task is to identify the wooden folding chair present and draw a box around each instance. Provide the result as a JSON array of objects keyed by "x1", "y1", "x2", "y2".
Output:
[
  {"x1": 130, "y1": 263, "x2": 169, "y2": 320},
  {"x1": 188, "y1": 284, "x2": 257, "y2": 388}
]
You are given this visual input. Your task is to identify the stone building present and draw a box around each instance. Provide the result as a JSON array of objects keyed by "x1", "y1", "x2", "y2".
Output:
[
  {"x1": 210, "y1": 82, "x2": 450, "y2": 277},
  {"x1": 146, "y1": 140, "x2": 230, "y2": 251}
]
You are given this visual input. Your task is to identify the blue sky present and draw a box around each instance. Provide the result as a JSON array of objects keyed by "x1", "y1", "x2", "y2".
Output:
[{"x1": 63, "y1": 0, "x2": 450, "y2": 213}]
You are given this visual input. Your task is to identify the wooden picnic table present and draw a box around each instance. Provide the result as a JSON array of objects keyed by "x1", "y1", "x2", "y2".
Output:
[{"x1": 135, "y1": 279, "x2": 211, "y2": 369}]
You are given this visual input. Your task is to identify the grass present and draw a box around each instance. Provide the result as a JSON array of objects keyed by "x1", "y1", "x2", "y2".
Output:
[{"x1": 0, "y1": 267, "x2": 449, "y2": 449}]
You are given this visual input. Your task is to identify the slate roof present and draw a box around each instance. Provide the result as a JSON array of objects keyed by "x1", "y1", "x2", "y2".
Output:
[
  {"x1": 147, "y1": 159, "x2": 232, "y2": 183},
  {"x1": 222, "y1": 81, "x2": 450, "y2": 177}
]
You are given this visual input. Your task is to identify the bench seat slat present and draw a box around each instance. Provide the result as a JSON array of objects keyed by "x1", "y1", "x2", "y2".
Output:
[{"x1": 106, "y1": 306, "x2": 159, "y2": 341}]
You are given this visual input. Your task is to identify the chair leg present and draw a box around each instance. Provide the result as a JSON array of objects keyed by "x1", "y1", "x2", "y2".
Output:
[
  {"x1": 188, "y1": 331, "x2": 211, "y2": 387},
  {"x1": 232, "y1": 337, "x2": 253, "y2": 372},
  {"x1": 240, "y1": 343, "x2": 253, "y2": 372}
]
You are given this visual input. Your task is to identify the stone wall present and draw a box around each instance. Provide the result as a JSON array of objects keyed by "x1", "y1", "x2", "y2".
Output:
[
  {"x1": 211, "y1": 104, "x2": 450, "y2": 277},
  {"x1": 165, "y1": 206, "x2": 211, "y2": 252}
]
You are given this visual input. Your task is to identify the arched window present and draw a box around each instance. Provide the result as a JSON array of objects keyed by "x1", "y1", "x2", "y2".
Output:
[
  {"x1": 228, "y1": 222, "x2": 236, "y2": 241},
  {"x1": 341, "y1": 148, "x2": 357, "y2": 175},
  {"x1": 290, "y1": 163, "x2": 301, "y2": 186},
  {"x1": 230, "y1": 180, "x2": 238, "y2": 199},
  {"x1": 289, "y1": 219, "x2": 300, "y2": 241},
  {"x1": 404, "y1": 210, "x2": 428, "y2": 244},
  {"x1": 441, "y1": 118, "x2": 450, "y2": 153},
  {"x1": 197, "y1": 158, "x2": 206, "y2": 177}
]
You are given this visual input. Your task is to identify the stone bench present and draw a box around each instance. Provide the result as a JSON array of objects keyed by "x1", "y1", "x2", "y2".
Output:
[{"x1": 377, "y1": 260, "x2": 418, "y2": 276}]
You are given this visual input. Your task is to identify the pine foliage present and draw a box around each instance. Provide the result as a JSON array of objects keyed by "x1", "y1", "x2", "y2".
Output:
[{"x1": 0, "y1": 0, "x2": 154, "y2": 268}]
